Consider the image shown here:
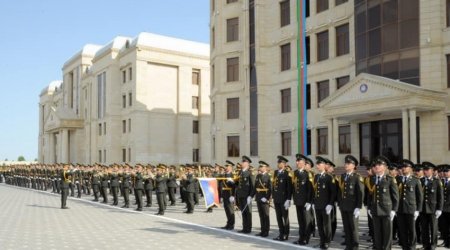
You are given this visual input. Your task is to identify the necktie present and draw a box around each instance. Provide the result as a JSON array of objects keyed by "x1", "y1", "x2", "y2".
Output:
[
  {"x1": 345, "y1": 174, "x2": 349, "y2": 181},
  {"x1": 377, "y1": 176, "x2": 381, "y2": 185},
  {"x1": 403, "y1": 176, "x2": 406, "y2": 184}
]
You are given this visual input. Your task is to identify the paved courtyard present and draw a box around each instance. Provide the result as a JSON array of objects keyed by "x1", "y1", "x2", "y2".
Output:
[{"x1": 0, "y1": 183, "x2": 430, "y2": 250}]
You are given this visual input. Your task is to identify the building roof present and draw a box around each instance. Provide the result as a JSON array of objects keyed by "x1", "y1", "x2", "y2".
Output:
[
  {"x1": 40, "y1": 80, "x2": 63, "y2": 97},
  {"x1": 62, "y1": 44, "x2": 102, "y2": 69}
]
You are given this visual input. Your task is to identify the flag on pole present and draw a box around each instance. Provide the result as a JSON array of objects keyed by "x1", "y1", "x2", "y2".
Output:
[{"x1": 198, "y1": 178, "x2": 220, "y2": 208}]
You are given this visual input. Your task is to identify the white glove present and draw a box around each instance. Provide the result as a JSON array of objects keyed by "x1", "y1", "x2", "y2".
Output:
[
  {"x1": 353, "y1": 208, "x2": 360, "y2": 218},
  {"x1": 325, "y1": 205, "x2": 333, "y2": 215},
  {"x1": 368, "y1": 210, "x2": 372, "y2": 218},
  {"x1": 229, "y1": 196, "x2": 235, "y2": 203},
  {"x1": 435, "y1": 210, "x2": 442, "y2": 219},
  {"x1": 312, "y1": 204, "x2": 315, "y2": 210},
  {"x1": 390, "y1": 211, "x2": 396, "y2": 221},
  {"x1": 305, "y1": 203, "x2": 312, "y2": 211},
  {"x1": 284, "y1": 200, "x2": 291, "y2": 210},
  {"x1": 247, "y1": 196, "x2": 252, "y2": 205},
  {"x1": 414, "y1": 211, "x2": 419, "y2": 220},
  {"x1": 227, "y1": 177, "x2": 234, "y2": 183},
  {"x1": 261, "y1": 197, "x2": 267, "y2": 203}
]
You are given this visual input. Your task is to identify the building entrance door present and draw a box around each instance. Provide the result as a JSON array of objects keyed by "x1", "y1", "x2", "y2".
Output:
[{"x1": 360, "y1": 119, "x2": 403, "y2": 167}]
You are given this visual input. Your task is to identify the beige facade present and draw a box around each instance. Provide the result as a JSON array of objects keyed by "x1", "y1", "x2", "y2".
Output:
[
  {"x1": 211, "y1": 0, "x2": 450, "y2": 166},
  {"x1": 39, "y1": 33, "x2": 211, "y2": 165}
]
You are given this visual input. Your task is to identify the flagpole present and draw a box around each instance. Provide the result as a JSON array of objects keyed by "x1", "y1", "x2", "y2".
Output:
[{"x1": 297, "y1": 0, "x2": 307, "y2": 154}]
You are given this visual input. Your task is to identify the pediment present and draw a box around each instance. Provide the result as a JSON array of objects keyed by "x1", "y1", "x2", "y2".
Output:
[{"x1": 44, "y1": 106, "x2": 83, "y2": 132}]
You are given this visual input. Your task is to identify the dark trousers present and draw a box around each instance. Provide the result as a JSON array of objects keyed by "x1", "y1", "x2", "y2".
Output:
[
  {"x1": 194, "y1": 188, "x2": 199, "y2": 204},
  {"x1": 168, "y1": 187, "x2": 176, "y2": 204},
  {"x1": 70, "y1": 183, "x2": 75, "y2": 196},
  {"x1": 274, "y1": 202, "x2": 290, "y2": 237},
  {"x1": 186, "y1": 192, "x2": 195, "y2": 212},
  {"x1": 223, "y1": 198, "x2": 235, "y2": 228},
  {"x1": 420, "y1": 213, "x2": 438, "y2": 250},
  {"x1": 61, "y1": 187, "x2": 69, "y2": 208},
  {"x1": 135, "y1": 189, "x2": 143, "y2": 209},
  {"x1": 238, "y1": 197, "x2": 252, "y2": 232},
  {"x1": 76, "y1": 182, "x2": 82, "y2": 198},
  {"x1": 368, "y1": 211, "x2": 374, "y2": 237},
  {"x1": 331, "y1": 205, "x2": 337, "y2": 240},
  {"x1": 101, "y1": 187, "x2": 108, "y2": 203},
  {"x1": 92, "y1": 184, "x2": 99, "y2": 201},
  {"x1": 256, "y1": 201, "x2": 270, "y2": 234},
  {"x1": 145, "y1": 189, "x2": 152, "y2": 206},
  {"x1": 397, "y1": 213, "x2": 416, "y2": 250},
  {"x1": 123, "y1": 187, "x2": 130, "y2": 205},
  {"x1": 441, "y1": 212, "x2": 450, "y2": 246},
  {"x1": 296, "y1": 205, "x2": 313, "y2": 243},
  {"x1": 315, "y1": 209, "x2": 332, "y2": 245},
  {"x1": 342, "y1": 210, "x2": 359, "y2": 250},
  {"x1": 156, "y1": 192, "x2": 166, "y2": 213},
  {"x1": 372, "y1": 215, "x2": 392, "y2": 250},
  {"x1": 52, "y1": 180, "x2": 57, "y2": 192},
  {"x1": 416, "y1": 214, "x2": 422, "y2": 243},
  {"x1": 111, "y1": 186, "x2": 119, "y2": 205}
]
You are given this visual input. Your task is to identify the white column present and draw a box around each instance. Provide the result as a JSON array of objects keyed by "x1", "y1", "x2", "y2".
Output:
[
  {"x1": 333, "y1": 118, "x2": 339, "y2": 162},
  {"x1": 61, "y1": 129, "x2": 69, "y2": 163},
  {"x1": 402, "y1": 109, "x2": 410, "y2": 159},
  {"x1": 327, "y1": 119, "x2": 333, "y2": 158},
  {"x1": 409, "y1": 109, "x2": 417, "y2": 163}
]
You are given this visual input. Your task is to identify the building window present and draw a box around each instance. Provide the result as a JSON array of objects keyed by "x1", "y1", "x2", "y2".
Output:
[
  {"x1": 128, "y1": 119, "x2": 131, "y2": 132},
  {"x1": 317, "y1": 80, "x2": 330, "y2": 103},
  {"x1": 212, "y1": 102, "x2": 215, "y2": 122},
  {"x1": 281, "y1": 43, "x2": 291, "y2": 71},
  {"x1": 212, "y1": 27, "x2": 215, "y2": 49},
  {"x1": 193, "y1": 120, "x2": 199, "y2": 134},
  {"x1": 280, "y1": 0, "x2": 290, "y2": 27},
  {"x1": 306, "y1": 0, "x2": 310, "y2": 17},
  {"x1": 447, "y1": 0, "x2": 450, "y2": 27},
  {"x1": 317, "y1": 128, "x2": 328, "y2": 154},
  {"x1": 307, "y1": 129, "x2": 311, "y2": 155},
  {"x1": 122, "y1": 120, "x2": 126, "y2": 133},
  {"x1": 103, "y1": 122, "x2": 106, "y2": 135},
  {"x1": 98, "y1": 150, "x2": 102, "y2": 162},
  {"x1": 306, "y1": 84, "x2": 311, "y2": 110},
  {"x1": 227, "y1": 136, "x2": 240, "y2": 157},
  {"x1": 211, "y1": 0, "x2": 215, "y2": 12},
  {"x1": 227, "y1": 0, "x2": 237, "y2": 3},
  {"x1": 281, "y1": 88, "x2": 291, "y2": 113},
  {"x1": 227, "y1": 98, "x2": 239, "y2": 119},
  {"x1": 193, "y1": 149, "x2": 200, "y2": 162},
  {"x1": 122, "y1": 70, "x2": 126, "y2": 83},
  {"x1": 122, "y1": 95, "x2": 126, "y2": 108},
  {"x1": 227, "y1": 17, "x2": 239, "y2": 42},
  {"x1": 447, "y1": 55, "x2": 450, "y2": 88},
  {"x1": 122, "y1": 149, "x2": 126, "y2": 162},
  {"x1": 129, "y1": 93, "x2": 132, "y2": 106},
  {"x1": 337, "y1": 75, "x2": 350, "y2": 89},
  {"x1": 227, "y1": 57, "x2": 239, "y2": 82},
  {"x1": 306, "y1": 36, "x2": 310, "y2": 64},
  {"x1": 317, "y1": 0, "x2": 329, "y2": 13},
  {"x1": 129, "y1": 67, "x2": 132, "y2": 81},
  {"x1": 98, "y1": 123, "x2": 102, "y2": 136},
  {"x1": 336, "y1": 0, "x2": 348, "y2": 6},
  {"x1": 192, "y1": 70, "x2": 200, "y2": 85},
  {"x1": 128, "y1": 148, "x2": 131, "y2": 162},
  {"x1": 336, "y1": 23, "x2": 349, "y2": 56},
  {"x1": 212, "y1": 137, "x2": 216, "y2": 159},
  {"x1": 339, "y1": 125, "x2": 351, "y2": 153},
  {"x1": 317, "y1": 30, "x2": 329, "y2": 61},
  {"x1": 192, "y1": 96, "x2": 199, "y2": 109},
  {"x1": 103, "y1": 150, "x2": 106, "y2": 163},
  {"x1": 281, "y1": 131, "x2": 292, "y2": 156},
  {"x1": 97, "y1": 72, "x2": 106, "y2": 119}
]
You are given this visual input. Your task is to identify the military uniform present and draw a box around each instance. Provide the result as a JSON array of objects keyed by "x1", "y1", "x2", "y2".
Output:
[
  {"x1": 144, "y1": 171, "x2": 154, "y2": 207},
  {"x1": 272, "y1": 156, "x2": 292, "y2": 241},
  {"x1": 220, "y1": 161, "x2": 236, "y2": 230},
  {"x1": 121, "y1": 171, "x2": 131, "y2": 208},
  {"x1": 60, "y1": 168, "x2": 71, "y2": 209},
  {"x1": 183, "y1": 167, "x2": 196, "y2": 214},
  {"x1": 441, "y1": 166, "x2": 450, "y2": 248},
  {"x1": 91, "y1": 170, "x2": 100, "y2": 201},
  {"x1": 110, "y1": 171, "x2": 120, "y2": 205},
  {"x1": 167, "y1": 169, "x2": 177, "y2": 206},
  {"x1": 235, "y1": 156, "x2": 255, "y2": 234},
  {"x1": 134, "y1": 169, "x2": 145, "y2": 211},
  {"x1": 251, "y1": 161, "x2": 272, "y2": 237},
  {"x1": 100, "y1": 171, "x2": 109, "y2": 203}
]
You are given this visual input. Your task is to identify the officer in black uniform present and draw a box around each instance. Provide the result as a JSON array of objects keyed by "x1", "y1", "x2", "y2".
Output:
[
  {"x1": 235, "y1": 155, "x2": 255, "y2": 234},
  {"x1": 100, "y1": 166, "x2": 109, "y2": 203},
  {"x1": 155, "y1": 164, "x2": 168, "y2": 215},
  {"x1": 324, "y1": 158, "x2": 338, "y2": 241},
  {"x1": 292, "y1": 153, "x2": 314, "y2": 246},
  {"x1": 134, "y1": 164, "x2": 145, "y2": 211},
  {"x1": 251, "y1": 160, "x2": 272, "y2": 237},
  {"x1": 313, "y1": 156, "x2": 337, "y2": 250},
  {"x1": 367, "y1": 156, "x2": 399, "y2": 250},
  {"x1": 440, "y1": 165, "x2": 450, "y2": 248},
  {"x1": 396, "y1": 159, "x2": 423, "y2": 250},
  {"x1": 183, "y1": 165, "x2": 196, "y2": 214},
  {"x1": 420, "y1": 161, "x2": 443, "y2": 250},
  {"x1": 110, "y1": 165, "x2": 120, "y2": 206},
  {"x1": 414, "y1": 164, "x2": 424, "y2": 244},
  {"x1": 167, "y1": 166, "x2": 177, "y2": 206},
  {"x1": 337, "y1": 155, "x2": 364, "y2": 250},
  {"x1": 144, "y1": 166, "x2": 154, "y2": 207},
  {"x1": 220, "y1": 161, "x2": 236, "y2": 230},
  {"x1": 121, "y1": 165, "x2": 131, "y2": 208},
  {"x1": 272, "y1": 155, "x2": 292, "y2": 241},
  {"x1": 60, "y1": 164, "x2": 71, "y2": 209}
]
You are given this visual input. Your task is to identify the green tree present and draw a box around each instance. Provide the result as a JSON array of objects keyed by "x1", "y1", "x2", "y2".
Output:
[{"x1": 17, "y1": 156, "x2": 26, "y2": 161}]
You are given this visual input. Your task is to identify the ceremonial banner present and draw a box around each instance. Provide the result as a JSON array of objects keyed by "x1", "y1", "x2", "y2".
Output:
[{"x1": 198, "y1": 178, "x2": 220, "y2": 208}]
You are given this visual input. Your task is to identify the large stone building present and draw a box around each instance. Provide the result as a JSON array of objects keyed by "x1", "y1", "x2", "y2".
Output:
[
  {"x1": 39, "y1": 33, "x2": 211, "y2": 165},
  {"x1": 210, "y1": 0, "x2": 450, "y2": 166}
]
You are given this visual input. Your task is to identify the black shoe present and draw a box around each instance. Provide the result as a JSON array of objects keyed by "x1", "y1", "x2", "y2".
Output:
[
  {"x1": 145, "y1": 204, "x2": 151, "y2": 207},
  {"x1": 341, "y1": 241, "x2": 346, "y2": 245},
  {"x1": 170, "y1": 203, "x2": 176, "y2": 206},
  {"x1": 321, "y1": 244, "x2": 329, "y2": 250},
  {"x1": 273, "y1": 235, "x2": 285, "y2": 241},
  {"x1": 121, "y1": 205, "x2": 129, "y2": 208},
  {"x1": 221, "y1": 226, "x2": 229, "y2": 230},
  {"x1": 61, "y1": 206, "x2": 69, "y2": 209},
  {"x1": 184, "y1": 211, "x2": 193, "y2": 214},
  {"x1": 293, "y1": 240, "x2": 301, "y2": 245},
  {"x1": 238, "y1": 230, "x2": 250, "y2": 234},
  {"x1": 255, "y1": 232, "x2": 263, "y2": 236},
  {"x1": 284, "y1": 235, "x2": 289, "y2": 241},
  {"x1": 260, "y1": 233, "x2": 268, "y2": 237},
  {"x1": 136, "y1": 208, "x2": 142, "y2": 211},
  {"x1": 93, "y1": 199, "x2": 98, "y2": 202}
]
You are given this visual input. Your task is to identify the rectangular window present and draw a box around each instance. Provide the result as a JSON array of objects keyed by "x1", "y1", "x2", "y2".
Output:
[
  {"x1": 336, "y1": 23, "x2": 349, "y2": 56},
  {"x1": 317, "y1": 0, "x2": 329, "y2": 13},
  {"x1": 128, "y1": 148, "x2": 131, "y2": 162},
  {"x1": 281, "y1": 43, "x2": 291, "y2": 71},
  {"x1": 212, "y1": 102, "x2": 216, "y2": 122},
  {"x1": 281, "y1": 131, "x2": 292, "y2": 156},
  {"x1": 212, "y1": 137, "x2": 216, "y2": 159},
  {"x1": 128, "y1": 119, "x2": 131, "y2": 132},
  {"x1": 307, "y1": 129, "x2": 311, "y2": 155},
  {"x1": 98, "y1": 123, "x2": 102, "y2": 136},
  {"x1": 227, "y1": 17, "x2": 239, "y2": 42},
  {"x1": 103, "y1": 150, "x2": 106, "y2": 163},
  {"x1": 227, "y1": 57, "x2": 239, "y2": 82},
  {"x1": 122, "y1": 149, "x2": 126, "y2": 162},
  {"x1": 447, "y1": 55, "x2": 450, "y2": 88},
  {"x1": 212, "y1": 27, "x2": 215, "y2": 49},
  {"x1": 192, "y1": 96, "x2": 199, "y2": 109},
  {"x1": 122, "y1": 120, "x2": 126, "y2": 133},
  {"x1": 317, "y1": 80, "x2": 330, "y2": 103},
  {"x1": 98, "y1": 150, "x2": 102, "y2": 162},
  {"x1": 447, "y1": 0, "x2": 450, "y2": 27},
  {"x1": 193, "y1": 149, "x2": 200, "y2": 162},
  {"x1": 103, "y1": 122, "x2": 106, "y2": 135},
  {"x1": 97, "y1": 72, "x2": 106, "y2": 119},
  {"x1": 306, "y1": 0, "x2": 310, "y2": 17},
  {"x1": 317, "y1": 128, "x2": 328, "y2": 154},
  {"x1": 306, "y1": 84, "x2": 311, "y2": 110},
  {"x1": 129, "y1": 67, "x2": 132, "y2": 81},
  {"x1": 227, "y1": 136, "x2": 240, "y2": 157},
  {"x1": 227, "y1": 98, "x2": 239, "y2": 119},
  {"x1": 280, "y1": 0, "x2": 290, "y2": 27},
  {"x1": 129, "y1": 93, "x2": 132, "y2": 106},
  {"x1": 337, "y1": 75, "x2": 350, "y2": 89},
  {"x1": 306, "y1": 36, "x2": 310, "y2": 64},
  {"x1": 192, "y1": 70, "x2": 200, "y2": 85},
  {"x1": 339, "y1": 125, "x2": 351, "y2": 153},
  {"x1": 317, "y1": 30, "x2": 329, "y2": 61},
  {"x1": 122, "y1": 95, "x2": 126, "y2": 108},
  {"x1": 193, "y1": 120, "x2": 199, "y2": 134},
  {"x1": 281, "y1": 88, "x2": 291, "y2": 113},
  {"x1": 336, "y1": 0, "x2": 348, "y2": 6},
  {"x1": 122, "y1": 70, "x2": 126, "y2": 83}
]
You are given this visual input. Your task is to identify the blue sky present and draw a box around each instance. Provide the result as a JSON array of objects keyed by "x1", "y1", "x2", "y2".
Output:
[{"x1": 0, "y1": 0, "x2": 209, "y2": 161}]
